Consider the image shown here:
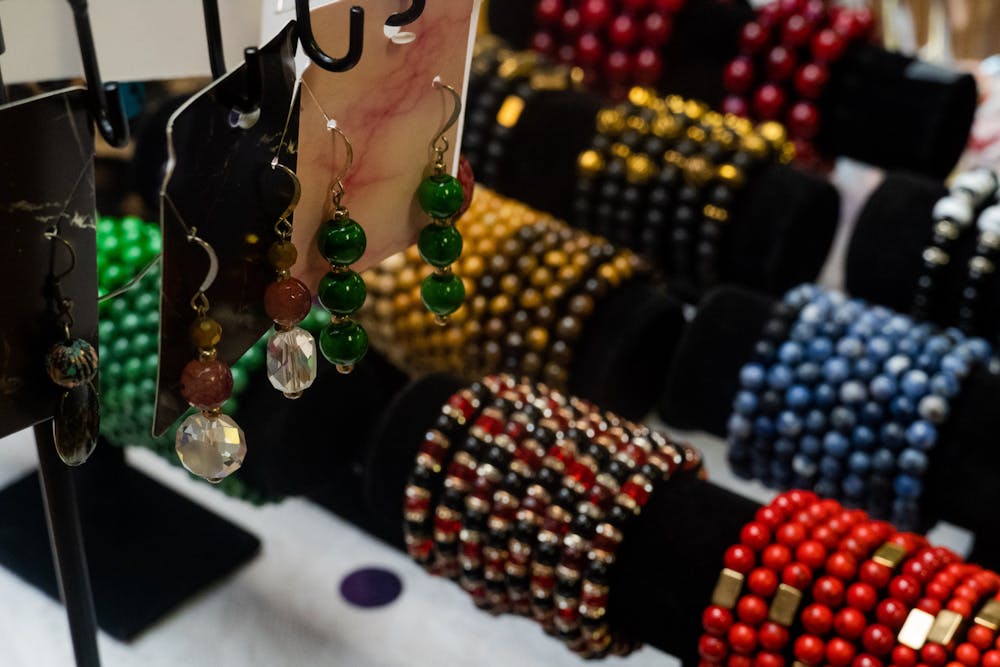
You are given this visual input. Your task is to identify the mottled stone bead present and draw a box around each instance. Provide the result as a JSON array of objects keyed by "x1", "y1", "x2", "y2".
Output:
[
  {"x1": 265, "y1": 278, "x2": 312, "y2": 327},
  {"x1": 179, "y1": 359, "x2": 234, "y2": 410},
  {"x1": 46, "y1": 339, "x2": 99, "y2": 388},
  {"x1": 268, "y1": 241, "x2": 298, "y2": 270}
]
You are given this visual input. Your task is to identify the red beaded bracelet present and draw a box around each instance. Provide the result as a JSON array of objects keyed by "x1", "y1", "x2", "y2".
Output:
[
  {"x1": 721, "y1": 0, "x2": 873, "y2": 166},
  {"x1": 531, "y1": 0, "x2": 686, "y2": 98}
]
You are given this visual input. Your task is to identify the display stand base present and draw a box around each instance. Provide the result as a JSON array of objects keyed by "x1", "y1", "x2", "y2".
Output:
[{"x1": 0, "y1": 444, "x2": 260, "y2": 641}]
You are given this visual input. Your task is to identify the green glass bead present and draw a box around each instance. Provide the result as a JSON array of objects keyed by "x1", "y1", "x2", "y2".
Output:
[
  {"x1": 319, "y1": 320, "x2": 368, "y2": 368},
  {"x1": 133, "y1": 291, "x2": 158, "y2": 313},
  {"x1": 101, "y1": 263, "x2": 125, "y2": 288},
  {"x1": 121, "y1": 244, "x2": 146, "y2": 270},
  {"x1": 418, "y1": 223, "x2": 463, "y2": 268},
  {"x1": 146, "y1": 231, "x2": 162, "y2": 254},
  {"x1": 123, "y1": 357, "x2": 143, "y2": 382},
  {"x1": 139, "y1": 378, "x2": 157, "y2": 397},
  {"x1": 317, "y1": 217, "x2": 366, "y2": 265},
  {"x1": 132, "y1": 333, "x2": 154, "y2": 354},
  {"x1": 418, "y1": 173, "x2": 465, "y2": 219},
  {"x1": 421, "y1": 272, "x2": 465, "y2": 317},
  {"x1": 111, "y1": 336, "x2": 130, "y2": 358},
  {"x1": 242, "y1": 344, "x2": 265, "y2": 370},
  {"x1": 318, "y1": 269, "x2": 367, "y2": 315},
  {"x1": 231, "y1": 365, "x2": 248, "y2": 394},
  {"x1": 120, "y1": 312, "x2": 142, "y2": 333},
  {"x1": 98, "y1": 320, "x2": 114, "y2": 342}
]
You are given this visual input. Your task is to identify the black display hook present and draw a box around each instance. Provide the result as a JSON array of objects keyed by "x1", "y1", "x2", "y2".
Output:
[
  {"x1": 65, "y1": 0, "x2": 129, "y2": 147},
  {"x1": 201, "y1": 0, "x2": 262, "y2": 113},
  {"x1": 386, "y1": 0, "x2": 425, "y2": 28},
  {"x1": 0, "y1": 16, "x2": 7, "y2": 105},
  {"x1": 295, "y1": 0, "x2": 364, "y2": 73}
]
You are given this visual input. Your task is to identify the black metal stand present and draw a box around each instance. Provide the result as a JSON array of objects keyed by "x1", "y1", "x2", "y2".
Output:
[
  {"x1": 34, "y1": 421, "x2": 102, "y2": 667},
  {"x1": 0, "y1": 437, "x2": 261, "y2": 646}
]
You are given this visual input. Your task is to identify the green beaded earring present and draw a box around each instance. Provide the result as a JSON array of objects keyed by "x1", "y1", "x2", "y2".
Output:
[
  {"x1": 417, "y1": 79, "x2": 466, "y2": 325},
  {"x1": 314, "y1": 119, "x2": 369, "y2": 374}
]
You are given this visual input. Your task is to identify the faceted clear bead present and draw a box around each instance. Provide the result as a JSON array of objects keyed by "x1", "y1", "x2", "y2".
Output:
[
  {"x1": 175, "y1": 413, "x2": 247, "y2": 483},
  {"x1": 266, "y1": 327, "x2": 317, "y2": 398},
  {"x1": 54, "y1": 382, "x2": 99, "y2": 466}
]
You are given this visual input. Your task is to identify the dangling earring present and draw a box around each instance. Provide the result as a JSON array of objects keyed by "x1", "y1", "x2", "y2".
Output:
[
  {"x1": 417, "y1": 78, "x2": 466, "y2": 325},
  {"x1": 307, "y1": 95, "x2": 369, "y2": 375},
  {"x1": 264, "y1": 160, "x2": 318, "y2": 398},
  {"x1": 43, "y1": 229, "x2": 99, "y2": 466},
  {"x1": 175, "y1": 232, "x2": 247, "y2": 484}
]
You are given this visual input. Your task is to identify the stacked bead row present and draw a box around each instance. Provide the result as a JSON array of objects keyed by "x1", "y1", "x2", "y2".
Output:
[
  {"x1": 96, "y1": 216, "x2": 324, "y2": 502},
  {"x1": 575, "y1": 86, "x2": 790, "y2": 297},
  {"x1": 361, "y1": 186, "x2": 646, "y2": 390},
  {"x1": 531, "y1": 0, "x2": 685, "y2": 98},
  {"x1": 727, "y1": 284, "x2": 992, "y2": 530},
  {"x1": 404, "y1": 374, "x2": 704, "y2": 658},
  {"x1": 911, "y1": 168, "x2": 1000, "y2": 335},
  {"x1": 721, "y1": 0, "x2": 873, "y2": 167},
  {"x1": 464, "y1": 38, "x2": 583, "y2": 191},
  {"x1": 699, "y1": 491, "x2": 1000, "y2": 667}
]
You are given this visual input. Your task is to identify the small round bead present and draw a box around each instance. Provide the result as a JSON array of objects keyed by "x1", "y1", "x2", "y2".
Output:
[
  {"x1": 741, "y1": 522, "x2": 772, "y2": 551},
  {"x1": 862, "y1": 624, "x2": 895, "y2": 656},
  {"x1": 737, "y1": 595, "x2": 769, "y2": 625},
  {"x1": 759, "y1": 622, "x2": 789, "y2": 651},
  {"x1": 703, "y1": 605, "x2": 735, "y2": 636},
  {"x1": 983, "y1": 651, "x2": 1000, "y2": 667},
  {"x1": 189, "y1": 317, "x2": 223, "y2": 349},
  {"x1": 700, "y1": 634, "x2": 728, "y2": 662},
  {"x1": 956, "y1": 644, "x2": 980, "y2": 667},
  {"x1": 783, "y1": 563, "x2": 812, "y2": 589},
  {"x1": 813, "y1": 576, "x2": 845, "y2": 606},
  {"x1": 418, "y1": 174, "x2": 464, "y2": 219},
  {"x1": 725, "y1": 545, "x2": 757, "y2": 573},
  {"x1": 317, "y1": 270, "x2": 367, "y2": 316},
  {"x1": 748, "y1": 568, "x2": 779, "y2": 596},
  {"x1": 921, "y1": 643, "x2": 949, "y2": 667},
  {"x1": 797, "y1": 541, "x2": 827, "y2": 568},
  {"x1": 267, "y1": 240, "x2": 298, "y2": 269},
  {"x1": 795, "y1": 635, "x2": 826, "y2": 665},
  {"x1": 317, "y1": 217, "x2": 366, "y2": 265},
  {"x1": 888, "y1": 575, "x2": 921, "y2": 603},
  {"x1": 834, "y1": 607, "x2": 867, "y2": 640},
  {"x1": 319, "y1": 320, "x2": 368, "y2": 367},
  {"x1": 729, "y1": 623, "x2": 758, "y2": 655},
  {"x1": 777, "y1": 523, "x2": 807, "y2": 547},
  {"x1": 827, "y1": 638, "x2": 857, "y2": 667},
  {"x1": 421, "y1": 272, "x2": 466, "y2": 317},
  {"x1": 418, "y1": 223, "x2": 463, "y2": 268},
  {"x1": 179, "y1": 359, "x2": 234, "y2": 410},
  {"x1": 892, "y1": 646, "x2": 919, "y2": 667},
  {"x1": 859, "y1": 560, "x2": 891, "y2": 588},
  {"x1": 802, "y1": 603, "x2": 833, "y2": 634},
  {"x1": 46, "y1": 339, "x2": 99, "y2": 388},
  {"x1": 826, "y1": 552, "x2": 857, "y2": 580},
  {"x1": 763, "y1": 544, "x2": 793, "y2": 570},
  {"x1": 265, "y1": 277, "x2": 313, "y2": 326},
  {"x1": 875, "y1": 598, "x2": 909, "y2": 629}
]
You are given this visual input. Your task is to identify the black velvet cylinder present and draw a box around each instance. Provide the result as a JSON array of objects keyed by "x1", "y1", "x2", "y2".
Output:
[
  {"x1": 659, "y1": 285, "x2": 1000, "y2": 570},
  {"x1": 846, "y1": 171, "x2": 1000, "y2": 341},
  {"x1": 359, "y1": 373, "x2": 760, "y2": 666},
  {"x1": 492, "y1": 87, "x2": 840, "y2": 298},
  {"x1": 487, "y1": 0, "x2": 975, "y2": 177}
]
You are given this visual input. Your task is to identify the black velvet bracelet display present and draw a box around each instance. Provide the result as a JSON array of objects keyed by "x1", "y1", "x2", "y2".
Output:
[
  {"x1": 847, "y1": 172, "x2": 1000, "y2": 341},
  {"x1": 487, "y1": 88, "x2": 840, "y2": 298},
  {"x1": 345, "y1": 372, "x2": 759, "y2": 666},
  {"x1": 659, "y1": 285, "x2": 1000, "y2": 570},
  {"x1": 487, "y1": 2, "x2": 975, "y2": 177}
]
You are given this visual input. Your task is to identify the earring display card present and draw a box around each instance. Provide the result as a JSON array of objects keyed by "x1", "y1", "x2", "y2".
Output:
[
  {"x1": 155, "y1": 23, "x2": 301, "y2": 436},
  {"x1": 0, "y1": 88, "x2": 98, "y2": 440},
  {"x1": 293, "y1": 0, "x2": 481, "y2": 289}
]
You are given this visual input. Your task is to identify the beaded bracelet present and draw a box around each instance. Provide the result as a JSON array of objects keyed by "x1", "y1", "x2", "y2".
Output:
[
  {"x1": 728, "y1": 284, "x2": 993, "y2": 530},
  {"x1": 530, "y1": 0, "x2": 685, "y2": 99},
  {"x1": 912, "y1": 169, "x2": 998, "y2": 320},
  {"x1": 722, "y1": 0, "x2": 873, "y2": 167},
  {"x1": 403, "y1": 383, "x2": 493, "y2": 569},
  {"x1": 959, "y1": 201, "x2": 1000, "y2": 336},
  {"x1": 361, "y1": 186, "x2": 647, "y2": 391}
]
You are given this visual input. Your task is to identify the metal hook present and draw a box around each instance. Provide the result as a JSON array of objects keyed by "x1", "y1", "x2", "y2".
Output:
[
  {"x1": 65, "y1": 0, "x2": 130, "y2": 147},
  {"x1": 186, "y1": 230, "x2": 220, "y2": 296},
  {"x1": 295, "y1": 0, "x2": 365, "y2": 73},
  {"x1": 0, "y1": 15, "x2": 7, "y2": 105},
  {"x1": 202, "y1": 0, "x2": 263, "y2": 113},
  {"x1": 431, "y1": 77, "x2": 462, "y2": 157},
  {"x1": 324, "y1": 119, "x2": 353, "y2": 206},
  {"x1": 44, "y1": 231, "x2": 78, "y2": 284},
  {"x1": 386, "y1": 0, "x2": 425, "y2": 28},
  {"x1": 270, "y1": 159, "x2": 302, "y2": 221}
]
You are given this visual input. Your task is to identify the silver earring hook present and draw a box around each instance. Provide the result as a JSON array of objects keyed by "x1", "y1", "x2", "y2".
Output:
[
  {"x1": 326, "y1": 119, "x2": 353, "y2": 209},
  {"x1": 270, "y1": 159, "x2": 303, "y2": 221},
  {"x1": 188, "y1": 228, "x2": 219, "y2": 302},
  {"x1": 44, "y1": 230, "x2": 78, "y2": 283},
  {"x1": 431, "y1": 77, "x2": 462, "y2": 170}
]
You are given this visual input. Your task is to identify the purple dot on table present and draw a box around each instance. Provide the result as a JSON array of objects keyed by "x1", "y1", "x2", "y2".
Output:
[{"x1": 339, "y1": 567, "x2": 403, "y2": 608}]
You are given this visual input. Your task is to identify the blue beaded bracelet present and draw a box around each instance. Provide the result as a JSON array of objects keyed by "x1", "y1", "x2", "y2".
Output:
[{"x1": 727, "y1": 284, "x2": 992, "y2": 530}]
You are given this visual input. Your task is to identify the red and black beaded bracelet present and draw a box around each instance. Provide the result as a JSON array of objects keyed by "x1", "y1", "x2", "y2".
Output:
[{"x1": 403, "y1": 382, "x2": 493, "y2": 569}]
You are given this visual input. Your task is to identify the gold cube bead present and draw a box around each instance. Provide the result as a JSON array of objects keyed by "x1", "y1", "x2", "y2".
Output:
[
  {"x1": 710, "y1": 568, "x2": 744, "y2": 609},
  {"x1": 872, "y1": 542, "x2": 908, "y2": 568},
  {"x1": 768, "y1": 584, "x2": 803, "y2": 627},
  {"x1": 898, "y1": 609, "x2": 936, "y2": 650},
  {"x1": 975, "y1": 599, "x2": 1000, "y2": 631},
  {"x1": 927, "y1": 609, "x2": 964, "y2": 646}
]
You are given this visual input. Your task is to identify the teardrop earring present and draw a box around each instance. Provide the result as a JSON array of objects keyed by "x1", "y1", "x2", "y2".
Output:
[
  {"x1": 417, "y1": 78, "x2": 466, "y2": 324},
  {"x1": 43, "y1": 229, "x2": 100, "y2": 466},
  {"x1": 303, "y1": 80, "x2": 369, "y2": 374},
  {"x1": 264, "y1": 160, "x2": 318, "y2": 398},
  {"x1": 174, "y1": 232, "x2": 247, "y2": 484}
]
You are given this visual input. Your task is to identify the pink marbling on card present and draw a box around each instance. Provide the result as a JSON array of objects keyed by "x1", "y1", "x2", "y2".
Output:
[{"x1": 293, "y1": 0, "x2": 479, "y2": 290}]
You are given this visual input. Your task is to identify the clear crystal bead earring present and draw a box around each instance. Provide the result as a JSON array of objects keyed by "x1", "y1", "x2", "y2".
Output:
[
  {"x1": 264, "y1": 160, "x2": 318, "y2": 398},
  {"x1": 174, "y1": 232, "x2": 247, "y2": 484}
]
